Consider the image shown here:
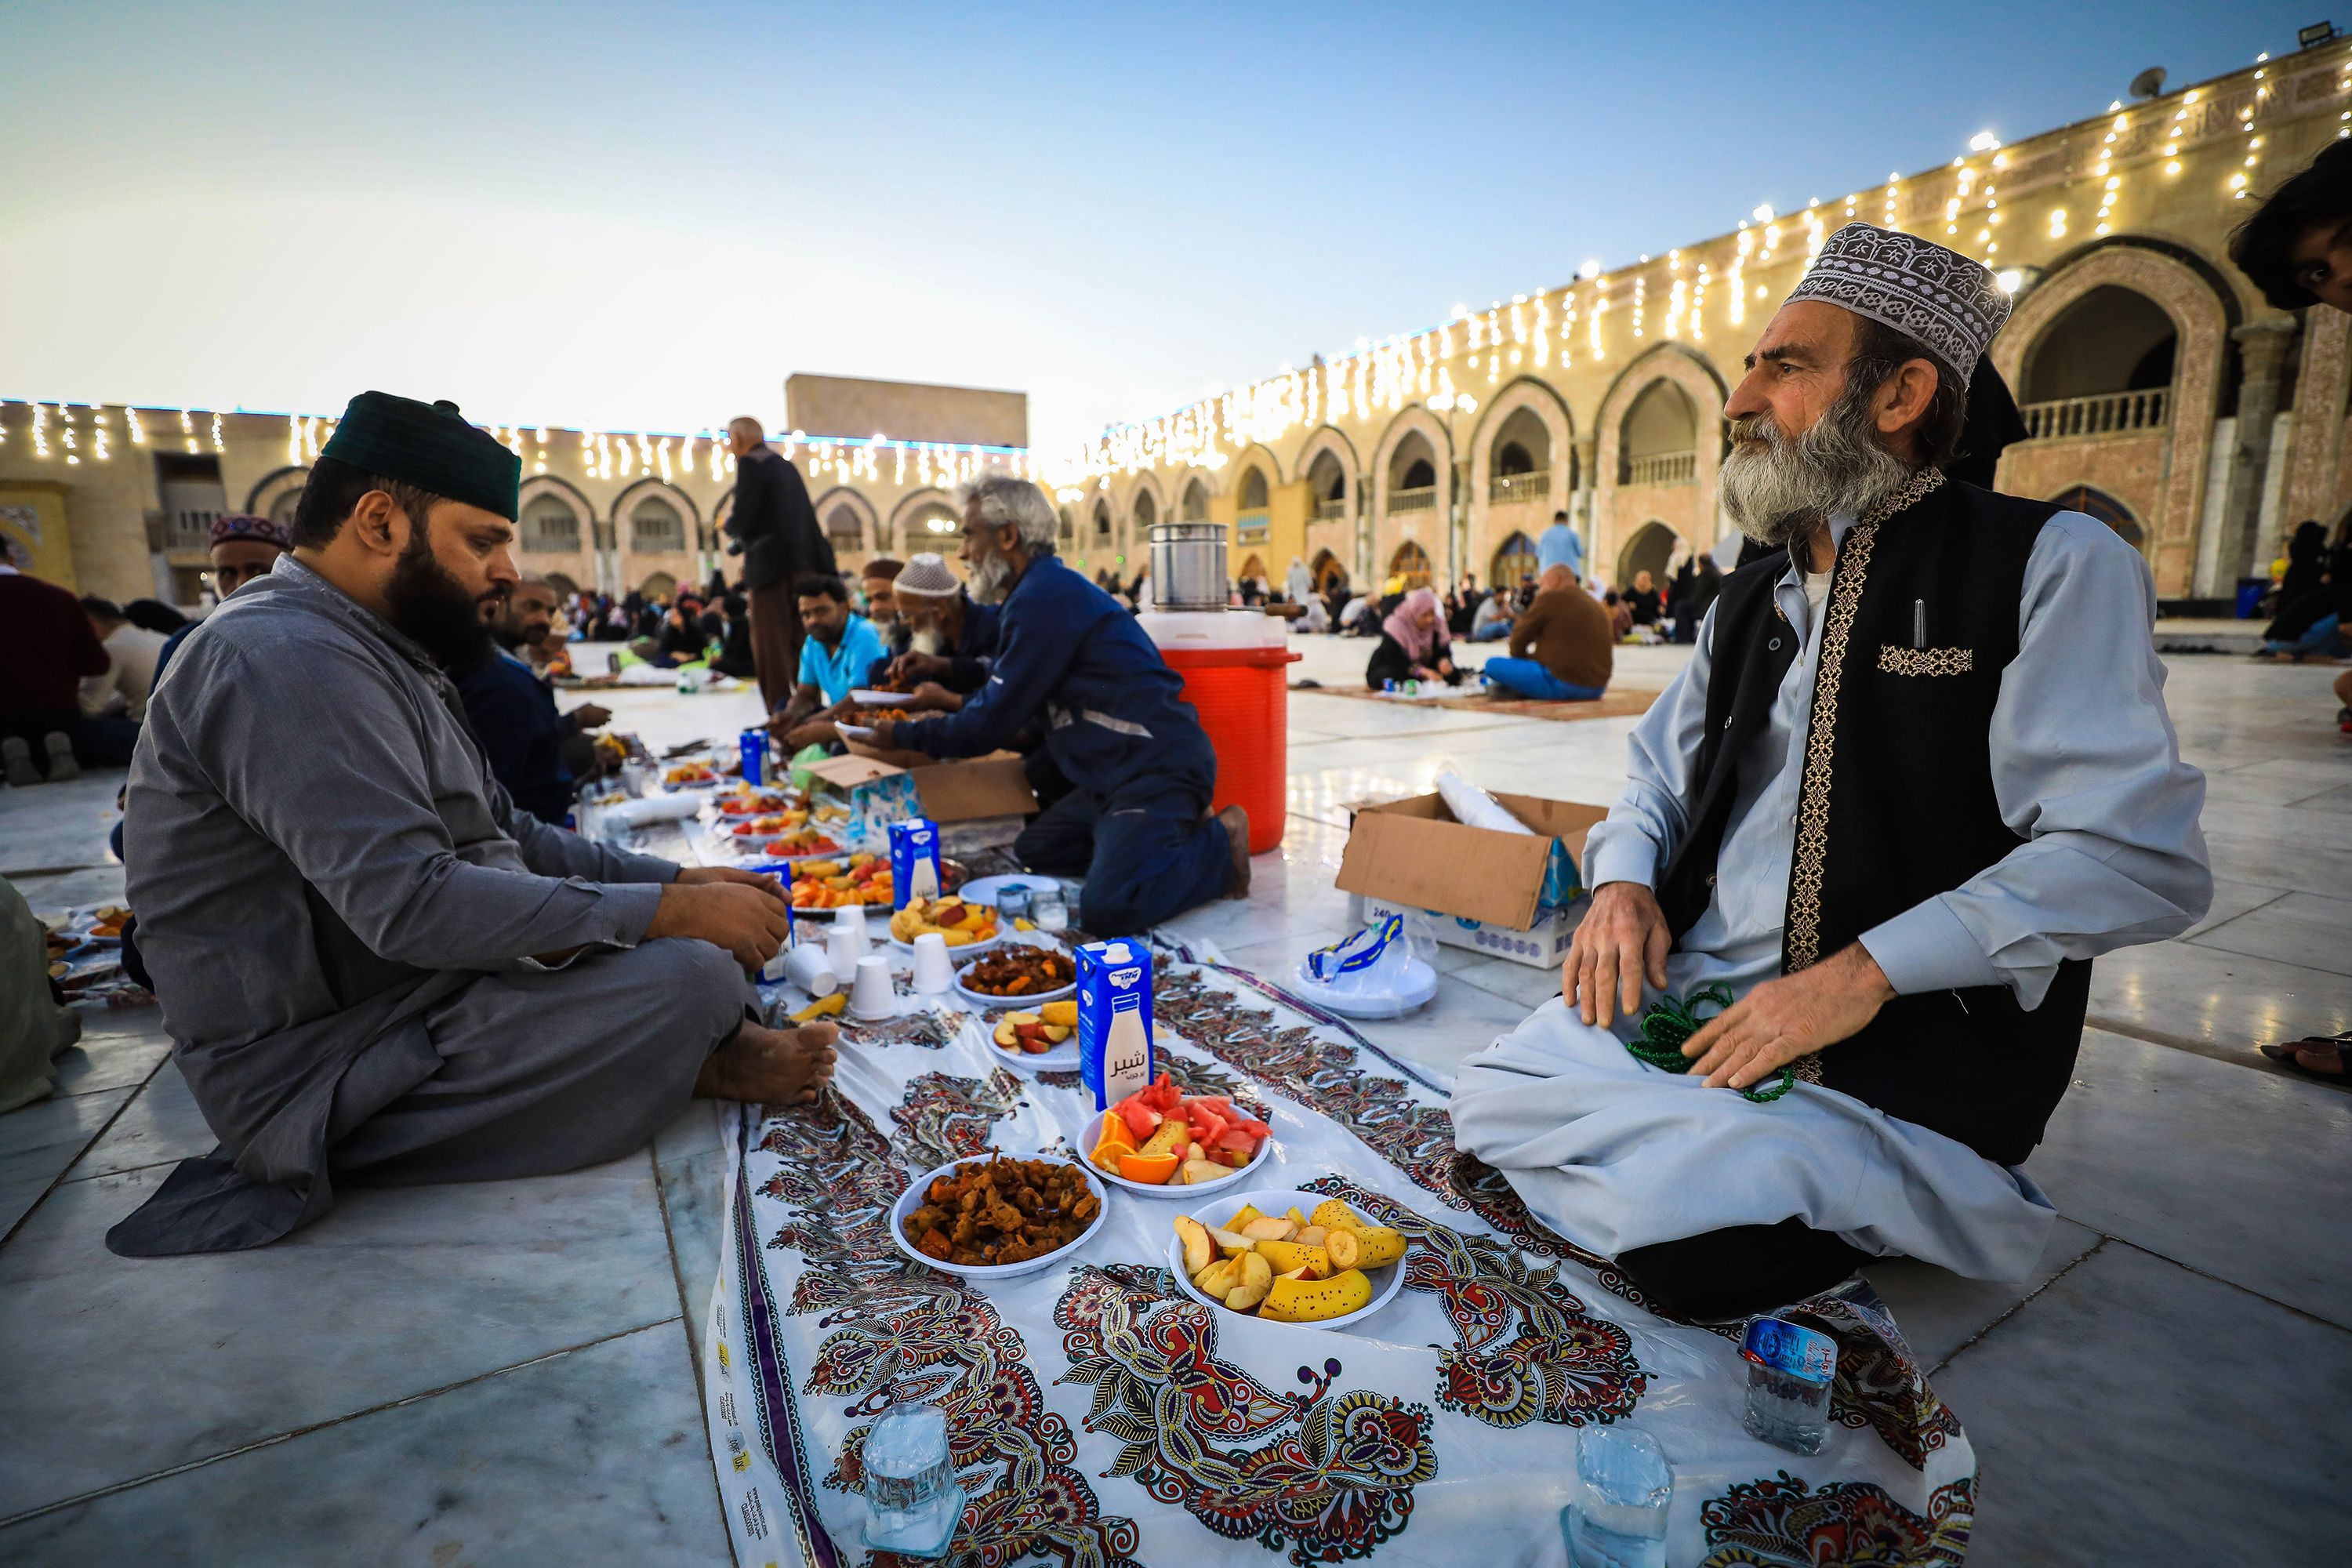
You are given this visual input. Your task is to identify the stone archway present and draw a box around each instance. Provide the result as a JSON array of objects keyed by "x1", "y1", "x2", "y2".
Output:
[
  {"x1": 888, "y1": 488, "x2": 960, "y2": 556},
  {"x1": 1592, "y1": 345, "x2": 1726, "y2": 587},
  {"x1": 1992, "y1": 244, "x2": 2231, "y2": 595},
  {"x1": 1371, "y1": 405, "x2": 1453, "y2": 586},
  {"x1": 1466, "y1": 379, "x2": 1575, "y2": 576}
]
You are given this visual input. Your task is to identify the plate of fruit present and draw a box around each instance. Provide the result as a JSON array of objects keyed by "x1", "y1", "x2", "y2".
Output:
[
  {"x1": 761, "y1": 829, "x2": 846, "y2": 860},
  {"x1": 1087, "y1": 1074, "x2": 1272, "y2": 1195},
  {"x1": 728, "y1": 811, "x2": 810, "y2": 837},
  {"x1": 663, "y1": 761, "x2": 717, "y2": 787},
  {"x1": 887, "y1": 895, "x2": 1002, "y2": 953},
  {"x1": 789, "y1": 855, "x2": 897, "y2": 909},
  {"x1": 1167, "y1": 1190, "x2": 1410, "y2": 1328},
  {"x1": 986, "y1": 1001, "x2": 1079, "y2": 1069},
  {"x1": 890, "y1": 1153, "x2": 1109, "y2": 1280},
  {"x1": 956, "y1": 947, "x2": 1076, "y2": 1008},
  {"x1": 717, "y1": 792, "x2": 795, "y2": 817}
]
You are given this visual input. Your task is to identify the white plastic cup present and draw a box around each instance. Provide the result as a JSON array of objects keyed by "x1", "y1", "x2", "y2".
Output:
[
  {"x1": 782, "y1": 944, "x2": 838, "y2": 997},
  {"x1": 909, "y1": 931, "x2": 953, "y2": 995},
  {"x1": 830, "y1": 904, "x2": 870, "y2": 959},
  {"x1": 826, "y1": 927, "x2": 865, "y2": 985},
  {"x1": 850, "y1": 953, "x2": 895, "y2": 1018}
]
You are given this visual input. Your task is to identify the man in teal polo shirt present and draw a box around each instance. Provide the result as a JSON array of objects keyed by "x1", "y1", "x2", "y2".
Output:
[{"x1": 771, "y1": 573, "x2": 885, "y2": 741}]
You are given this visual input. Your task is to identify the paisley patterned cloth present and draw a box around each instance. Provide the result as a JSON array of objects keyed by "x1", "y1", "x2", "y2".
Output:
[{"x1": 699, "y1": 935, "x2": 1979, "y2": 1567}]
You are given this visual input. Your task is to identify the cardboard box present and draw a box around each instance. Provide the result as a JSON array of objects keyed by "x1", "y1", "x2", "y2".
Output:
[
  {"x1": 1336, "y1": 791, "x2": 1608, "y2": 969},
  {"x1": 802, "y1": 753, "x2": 1039, "y2": 853}
]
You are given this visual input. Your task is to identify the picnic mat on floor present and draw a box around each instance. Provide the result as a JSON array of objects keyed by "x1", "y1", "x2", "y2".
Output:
[
  {"x1": 1294, "y1": 683, "x2": 1661, "y2": 723},
  {"x1": 702, "y1": 937, "x2": 1976, "y2": 1568}
]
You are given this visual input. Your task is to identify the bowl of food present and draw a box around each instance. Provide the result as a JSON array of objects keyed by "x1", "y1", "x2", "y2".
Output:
[
  {"x1": 1165, "y1": 1189, "x2": 1410, "y2": 1329},
  {"x1": 955, "y1": 946, "x2": 1076, "y2": 1009},
  {"x1": 663, "y1": 761, "x2": 717, "y2": 788},
  {"x1": 891, "y1": 1153, "x2": 1108, "y2": 1279},
  {"x1": 717, "y1": 791, "x2": 795, "y2": 817},
  {"x1": 1087, "y1": 1073, "x2": 1272, "y2": 1196},
  {"x1": 887, "y1": 895, "x2": 1001, "y2": 953}
]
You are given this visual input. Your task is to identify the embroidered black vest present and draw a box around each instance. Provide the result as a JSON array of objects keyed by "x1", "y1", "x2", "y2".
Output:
[{"x1": 1655, "y1": 472, "x2": 2086, "y2": 1167}]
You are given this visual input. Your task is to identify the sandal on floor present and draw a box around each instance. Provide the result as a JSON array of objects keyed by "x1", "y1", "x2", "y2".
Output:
[{"x1": 2258, "y1": 1030, "x2": 2352, "y2": 1081}]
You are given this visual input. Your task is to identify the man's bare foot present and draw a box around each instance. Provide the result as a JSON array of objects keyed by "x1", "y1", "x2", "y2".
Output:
[
  {"x1": 695, "y1": 1021, "x2": 839, "y2": 1105},
  {"x1": 1217, "y1": 804, "x2": 1251, "y2": 898}
]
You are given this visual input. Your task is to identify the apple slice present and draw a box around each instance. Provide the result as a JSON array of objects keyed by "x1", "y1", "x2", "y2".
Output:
[{"x1": 1207, "y1": 1226, "x2": 1254, "y2": 1258}]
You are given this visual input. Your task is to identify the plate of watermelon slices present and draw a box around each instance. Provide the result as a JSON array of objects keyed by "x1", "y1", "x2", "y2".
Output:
[{"x1": 1084, "y1": 1073, "x2": 1274, "y2": 1197}]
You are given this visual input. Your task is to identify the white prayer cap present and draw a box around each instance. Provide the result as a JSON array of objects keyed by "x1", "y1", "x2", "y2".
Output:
[
  {"x1": 895, "y1": 553, "x2": 962, "y2": 597},
  {"x1": 1784, "y1": 223, "x2": 2010, "y2": 387}
]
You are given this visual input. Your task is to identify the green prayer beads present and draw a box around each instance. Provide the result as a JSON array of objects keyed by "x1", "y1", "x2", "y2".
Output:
[{"x1": 1624, "y1": 984, "x2": 1795, "y2": 1104}]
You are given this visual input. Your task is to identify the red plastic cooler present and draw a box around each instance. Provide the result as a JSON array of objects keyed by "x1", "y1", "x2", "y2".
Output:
[{"x1": 1142, "y1": 612, "x2": 1300, "y2": 855}]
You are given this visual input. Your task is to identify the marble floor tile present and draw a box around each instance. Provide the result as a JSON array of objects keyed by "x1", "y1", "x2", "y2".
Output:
[
  {"x1": 657, "y1": 1143, "x2": 731, "y2": 1370},
  {"x1": 1217, "y1": 927, "x2": 1348, "y2": 978},
  {"x1": 1345, "y1": 974, "x2": 1534, "y2": 1086},
  {"x1": 2287, "y1": 780, "x2": 2352, "y2": 811},
  {"x1": 64, "y1": 1061, "x2": 216, "y2": 1183},
  {"x1": 2088, "y1": 938, "x2": 2352, "y2": 1059},
  {"x1": 2187, "y1": 888, "x2": 2352, "y2": 975},
  {"x1": 2024, "y1": 1029, "x2": 2352, "y2": 1328},
  {"x1": 46, "y1": 1033, "x2": 169, "y2": 1099},
  {"x1": 0, "y1": 1154, "x2": 684, "y2": 1517},
  {"x1": 1445, "y1": 953, "x2": 1565, "y2": 1010},
  {"x1": 0, "y1": 772, "x2": 127, "y2": 875},
  {"x1": 0, "y1": 1319, "x2": 729, "y2": 1566},
  {"x1": 650, "y1": 1098, "x2": 724, "y2": 1167},
  {"x1": 2176, "y1": 875, "x2": 2288, "y2": 941},
  {"x1": 2203, "y1": 828, "x2": 2352, "y2": 898},
  {"x1": 0, "y1": 1088, "x2": 134, "y2": 1238},
  {"x1": 1936, "y1": 1243, "x2": 2352, "y2": 1567},
  {"x1": 1860, "y1": 1219, "x2": 2103, "y2": 1370},
  {"x1": 9, "y1": 866, "x2": 129, "y2": 912}
]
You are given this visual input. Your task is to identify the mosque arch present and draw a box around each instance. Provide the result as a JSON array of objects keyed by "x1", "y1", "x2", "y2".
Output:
[
  {"x1": 1617, "y1": 382, "x2": 1700, "y2": 485},
  {"x1": 1237, "y1": 465, "x2": 1270, "y2": 512},
  {"x1": 1616, "y1": 521, "x2": 1678, "y2": 590},
  {"x1": 1092, "y1": 496, "x2": 1114, "y2": 541},
  {"x1": 815, "y1": 485, "x2": 879, "y2": 554},
  {"x1": 1491, "y1": 531, "x2": 1539, "y2": 590},
  {"x1": 613, "y1": 478, "x2": 698, "y2": 559},
  {"x1": 2020, "y1": 285, "x2": 2178, "y2": 407},
  {"x1": 1309, "y1": 547, "x2": 1348, "y2": 593},
  {"x1": 542, "y1": 572, "x2": 581, "y2": 599},
  {"x1": 1469, "y1": 376, "x2": 1575, "y2": 496},
  {"x1": 1298, "y1": 424, "x2": 1360, "y2": 528},
  {"x1": 518, "y1": 488, "x2": 586, "y2": 555},
  {"x1": 1125, "y1": 473, "x2": 1166, "y2": 537},
  {"x1": 889, "y1": 487, "x2": 961, "y2": 553},
  {"x1": 639, "y1": 570, "x2": 679, "y2": 599},
  {"x1": 1388, "y1": 539, "x2": 1433, "y2": 589},
  {"x1": 1991, "y1": 241, "x2": 2234, "y2": 591},
  {"x1": 1179, "y1": 476, "x2": 1212, "y2": 521},
  {"x1": 2049, "y1": 484, "x2": 2147, "y2": 552},
  {"x1": 244, "y1": 464, "x2": 311, "y2": 521},
  {"x1": 1590, "y1": 344, "x2": 1728, "y2": 585}
]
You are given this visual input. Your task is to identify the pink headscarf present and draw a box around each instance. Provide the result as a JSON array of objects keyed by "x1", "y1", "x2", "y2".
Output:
[{"x1": 1381, "y1": 586, "x2": 1446, "y2": 663}]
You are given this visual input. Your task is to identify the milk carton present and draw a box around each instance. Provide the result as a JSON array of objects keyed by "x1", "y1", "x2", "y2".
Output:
[
  {"x1": 1076, "y1": 938, "x2": 1155, "y2": 1112},
  {"x1": 887, "y1": 818, "x2": 942, "y2": 909}
]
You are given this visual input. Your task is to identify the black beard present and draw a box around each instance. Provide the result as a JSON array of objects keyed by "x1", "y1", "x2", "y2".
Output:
[{"x1": 387, "y1": 543, "x2": 496, "y2": 669}]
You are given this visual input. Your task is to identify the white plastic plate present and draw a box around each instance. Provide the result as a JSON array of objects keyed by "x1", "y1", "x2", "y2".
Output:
[
  {"x1": 1163, "y1": 1187, "x2": 1406, "y2": 1330},
  {"x1": 890, "y1": 1155, "x2": 1109, "y2": 1279}
]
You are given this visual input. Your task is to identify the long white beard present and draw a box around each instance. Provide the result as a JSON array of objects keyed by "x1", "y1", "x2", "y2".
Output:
[
  {"x1": 969, "y1": 552, "x2": 1014, "y2": 605},
  {"x1": 910, "y1": 626, "x2": 945, "y2": 655},
  {"x1": 1720, "y1": 402, "x2": 1913, "y2": 547}
]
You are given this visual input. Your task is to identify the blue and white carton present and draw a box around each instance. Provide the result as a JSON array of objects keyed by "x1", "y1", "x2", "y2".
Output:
[
  {"x1": 1076, "y1": 938, "x2": 1155, "y2": 1112},
  {"x1": 887, "y1": 818, "x2": 942, "y2": 909}
]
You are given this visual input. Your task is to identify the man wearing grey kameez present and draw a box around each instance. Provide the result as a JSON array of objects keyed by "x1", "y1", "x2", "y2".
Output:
[
  {"x1": 111, "y1": 391, "x2": 835, "y2": 1257},
  {"x1": 1450, "y1": 228, "x2": 2210, "y2": 1320}
]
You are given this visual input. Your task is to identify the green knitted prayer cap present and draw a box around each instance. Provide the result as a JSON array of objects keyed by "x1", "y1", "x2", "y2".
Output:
[{"x1": 320, "y1": 391, "x2": 521, "y2": 520}]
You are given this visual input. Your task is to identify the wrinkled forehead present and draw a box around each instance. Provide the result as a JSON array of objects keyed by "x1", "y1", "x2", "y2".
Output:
[{"x1": 1750, "y1": 299, "x2": 1860, "y2": 365}]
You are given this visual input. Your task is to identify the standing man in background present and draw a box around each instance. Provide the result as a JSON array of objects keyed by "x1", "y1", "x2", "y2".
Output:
[
  {"x1": 724, "y1": 416, "x2": 835, "y2": 712},
  {"x1": 1537, "y1": 508, "x2": 1585, "y2": 583}
]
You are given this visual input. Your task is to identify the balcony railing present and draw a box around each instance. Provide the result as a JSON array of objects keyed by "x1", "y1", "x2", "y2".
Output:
[
  {"x1": 1489, "y1": 470, "x2": 1551, "y2": 506},
  {"x1": 631, "y1": 527, "x2": 686, "y2": 554},
  {"x1": 1388, "y1": 485, "x2": 1436, "y2": 514},
  {"x1": 2021, "y1": 387, "x2": 2170, "y2": 441},
  {"x1": 1236, "y1": 509, "x2": 1269, "y2": 546},
  {"x1": 1621, "y1": 451, "x2": 1697, "y2": 487},
  {"x1": 522, "y1": 526, "x2": 581, "y2": 554},
  {"x1": 1316, "y1": 495, "x2": 1345, "y2": 521}
]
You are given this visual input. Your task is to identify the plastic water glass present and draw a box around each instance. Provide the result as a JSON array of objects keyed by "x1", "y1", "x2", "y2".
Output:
[
  {"x1": 995, "y1": 883, "x2": 1033, "y2": 922},
  {"x1": 1563, "y1": 1425, "x2": 1671, "y2": 1568},
  {"x1": 1740, "y1": 1316, "x2": 1838, "y2": 1455},
  {"x1": 1030, "y1": 884, "x2": 1069, "y2": 932},
  {"x1": 860, "y1": 1402, "x2": 964, "y2": 1559}
]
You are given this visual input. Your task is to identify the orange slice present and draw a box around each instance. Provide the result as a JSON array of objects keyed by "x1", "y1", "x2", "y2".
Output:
[
  {"x1": 1088, "y1": 1139, "x2": 1128, "y2": 1175},
  {"x1": 1116, "y1": 1151, "x2": 1181, "y2": 1185},
  {"x1": 1096, "y1": 1111, "x2": 1136, "y2": 1152}
]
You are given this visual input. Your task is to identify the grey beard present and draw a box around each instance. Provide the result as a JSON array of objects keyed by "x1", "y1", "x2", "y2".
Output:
[
  {"x1": 909, "y1": 626, "x2": 945, "y2": 655},
  {"x1": 969, "y1": 552, "x2": 1014, "y2": 605},
  {"x1": 1719, "y1": 394, "x2": 1914, "y2": 548}
]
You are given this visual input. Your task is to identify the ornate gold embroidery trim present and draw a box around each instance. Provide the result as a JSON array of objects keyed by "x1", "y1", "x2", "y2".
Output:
[
  {"x1": 1877, "y1": 644, "x2": 1974, "y2": 677},
  {"x1": 1781, "y1": 466, "x2": 1944, "y2": 1076}
]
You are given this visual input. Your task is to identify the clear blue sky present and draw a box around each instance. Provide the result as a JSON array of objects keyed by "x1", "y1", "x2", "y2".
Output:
[{"x1": 0, "y1": 1, "x2": 2310, "y2": 453}]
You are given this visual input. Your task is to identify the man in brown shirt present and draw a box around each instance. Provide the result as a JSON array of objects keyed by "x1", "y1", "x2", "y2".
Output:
[{"x1": 1479, "y1": 564, "x2": 1613, "y2": 700}]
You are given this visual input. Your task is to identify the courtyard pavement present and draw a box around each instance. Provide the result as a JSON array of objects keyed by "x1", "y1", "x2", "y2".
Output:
[{"x1": 2, "y1": 630, "x2": 2347, "y2": 1565}]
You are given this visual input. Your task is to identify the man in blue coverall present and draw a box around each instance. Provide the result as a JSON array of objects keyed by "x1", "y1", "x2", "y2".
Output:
[{"x1": 869, "y1": 476, "x2": 1250, "y2": 935}]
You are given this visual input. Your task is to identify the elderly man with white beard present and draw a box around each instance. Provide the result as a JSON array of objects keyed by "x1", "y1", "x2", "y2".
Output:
[{"x1": 1449, "y1": 225, "x2": 2211, "y2": 1322}]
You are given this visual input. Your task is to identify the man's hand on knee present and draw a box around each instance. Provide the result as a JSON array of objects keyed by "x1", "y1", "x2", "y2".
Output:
[
  {"x1": 647, "y1": 880, "x2": 793, "y2": 971},
  {"x1": 1680, "y1": 943, "x2": 1895, "y2": 1090},
  {"x1": 1565, "y1": 881, "x2": 1670, "y2": 1028}
]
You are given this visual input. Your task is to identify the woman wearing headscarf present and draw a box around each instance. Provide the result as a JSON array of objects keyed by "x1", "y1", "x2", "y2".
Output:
[
  {"x1": 2259, "y1": 519, "x2": 2335, "y2": 650},
  {"x1": 1364, "y1": 586, "x2": 1461, "y2": 689}
]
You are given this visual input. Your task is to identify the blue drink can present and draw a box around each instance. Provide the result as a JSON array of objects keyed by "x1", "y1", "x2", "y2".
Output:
[{"x1": 739, "y1": 727, "x2": 768, "y2": 786}]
